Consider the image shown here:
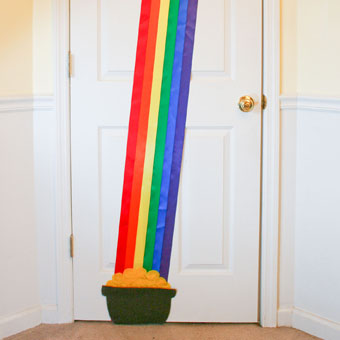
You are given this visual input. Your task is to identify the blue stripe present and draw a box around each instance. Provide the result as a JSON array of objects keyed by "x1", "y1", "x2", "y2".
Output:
[
  {"x1": 152, "y1": 0, "x2": 189, "y2": 271},
  {"x1": 160, "y1": 0, "x2": 198, "y2": 280}
]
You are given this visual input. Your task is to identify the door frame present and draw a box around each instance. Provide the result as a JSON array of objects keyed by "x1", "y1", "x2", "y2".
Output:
[{"x1": 54, "y1": 0, "x2": 280, "y2": 326}]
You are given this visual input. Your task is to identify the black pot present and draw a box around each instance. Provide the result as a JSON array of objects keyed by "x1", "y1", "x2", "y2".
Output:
[{"x1": 102, "y1": 286, "x2": 177, "y2": 324}]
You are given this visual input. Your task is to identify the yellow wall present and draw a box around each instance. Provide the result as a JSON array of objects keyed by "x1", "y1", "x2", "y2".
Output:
[
  {"x1": 280, "y1": 0, "x2": 297, "y2": 95},
  {"x1": 0, "y1": 0, "x2": 33, "y2": 96},
  {"x1": 32, "y1": 0, "x2": 340, "y2": 96},
  {"x1": 0, "y1": 0, "x2": 53, "y2": 96},
  {"x1": 33, "y1": 0, "x2": 53, "y2": 95},
  {"x1": 297, "y1": 0, "x2": 340, "y2": 96},
  {"x1": 2, "y1": 0, "x2": 338, "y2": 97},
  {"x1": 281, "y1": 0, "x2": 340, "y2": 96}
]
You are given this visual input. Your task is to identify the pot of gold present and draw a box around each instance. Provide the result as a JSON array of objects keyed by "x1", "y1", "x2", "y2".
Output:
[{"x1": 102, "y1": 268, "x2": 176, "y2": 324}]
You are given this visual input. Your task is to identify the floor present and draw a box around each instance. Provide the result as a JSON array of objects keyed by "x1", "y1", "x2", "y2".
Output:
[{"x1": 6, "y1": 322, "x2": 321, "y2": 340}]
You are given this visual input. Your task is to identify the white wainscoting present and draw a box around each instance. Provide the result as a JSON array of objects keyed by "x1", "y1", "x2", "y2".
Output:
[
  {"x1": 0, "y1": 97, "x2": 41, "y2": 338},
  {"x1": 279, "y1": 95, "x2": 340, "y2": 340},
  {"x1": 0, "y1": 96, "x2": 57, "y2": 339},
  {"x1": 32, "y1": 96, "x2": 59, "y2": 324},
  {"x1": 2, "y1": 94, "x2": 340, "y2": 339}
]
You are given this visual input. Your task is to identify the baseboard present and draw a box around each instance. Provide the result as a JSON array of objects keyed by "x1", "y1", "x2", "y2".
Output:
[
  {"x1": 292, "y1": 308, "x2": 340, "y2": 340},
  {"x1": 277, "y1": 308, "x2": 293, "y2": 327},
  {"x1": 41, "y1": 305, "x2": 59, "y2": 324},
  {"x1": 0, "y1": 304, "x2": 60, "y2": 338},
  {"x1": 0, "y1": 306, "x2": 41, "y2": 339},
  {"x1": 278, "y1": 307, "x2": 340, "y2": 340}
]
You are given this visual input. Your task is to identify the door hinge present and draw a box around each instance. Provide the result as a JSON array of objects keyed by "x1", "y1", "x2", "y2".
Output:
[
  {"x1": 67, "y1": 51, "x2": 73, "y2": 78},
  {"x1": 262, "y1": 94, "x2": 267, "y2": 110},
  {"x1": 70, "y1": 234, "x2": 74, "y2": 258}
]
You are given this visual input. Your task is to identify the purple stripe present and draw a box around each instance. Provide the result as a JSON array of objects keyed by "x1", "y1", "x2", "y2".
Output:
[{"x1": 160, "y1": 0, "x2": 198, "y2": 280}]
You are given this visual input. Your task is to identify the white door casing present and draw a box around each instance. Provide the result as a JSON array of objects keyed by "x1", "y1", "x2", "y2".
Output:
[{"x1": 71, "y1": 0, "x2": 262, "y2": 322}]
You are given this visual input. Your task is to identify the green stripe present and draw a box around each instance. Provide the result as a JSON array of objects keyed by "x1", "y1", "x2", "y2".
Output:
[{"x1": 143, "y1": 0, "x2": 180, "y2": 270}]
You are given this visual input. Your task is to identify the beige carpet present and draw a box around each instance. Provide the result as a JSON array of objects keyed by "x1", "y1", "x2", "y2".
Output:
[{"x1": 5, "y1": 322, "x2": 321, "y2": 340}]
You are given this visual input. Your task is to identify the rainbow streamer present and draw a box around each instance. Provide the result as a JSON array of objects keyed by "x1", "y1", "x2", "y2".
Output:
[{"x1": 115, "y1": 0, "x2": 198, "y2": 280}]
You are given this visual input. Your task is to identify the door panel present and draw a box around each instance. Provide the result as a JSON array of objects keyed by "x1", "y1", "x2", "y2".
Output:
[{"x1": 180, "y1": 128, "x2": 232, "y2": 272}]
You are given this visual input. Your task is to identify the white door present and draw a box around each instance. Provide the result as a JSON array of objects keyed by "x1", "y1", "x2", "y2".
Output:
[{"x1": 71, "y1": 0, "x2": 262, "y2": 322}]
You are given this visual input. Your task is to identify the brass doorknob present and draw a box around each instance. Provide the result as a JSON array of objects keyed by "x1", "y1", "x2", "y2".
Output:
[{"x1": 238, "y1": 95, "x2": 255, "y2": 112}]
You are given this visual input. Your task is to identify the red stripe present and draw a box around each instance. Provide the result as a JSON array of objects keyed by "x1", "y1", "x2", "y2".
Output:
[
  {"x1": 124, "y1": 0, "x2": 161, "y2": 269},
  {"x1": 115, "y1": 0, "x2": 152, "y2": 273}
]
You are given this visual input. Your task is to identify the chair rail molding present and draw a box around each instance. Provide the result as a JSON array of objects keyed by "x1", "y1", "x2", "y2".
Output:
[
  {"x1": 280, "y1": 95, "x2": 340, "y2": 113},
  {"x1": 0, "y1": 96, "x2": 54, "y2": 114}
]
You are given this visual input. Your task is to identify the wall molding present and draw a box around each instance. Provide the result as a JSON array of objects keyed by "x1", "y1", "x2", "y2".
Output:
[
  {"x1": 0, "y1": 96, "x2": 54, "y2": 114},
  {"x1": 54, "y1": 0, "x2": 74, "y2": 323},
  {"x1": 0, "y1": 306, "x2": 41, "y2": 339},
  {"x1": 278, "y1": 308, "x2": 340, "y2": 340},
  {"x1": 41, "y1": 305, "x2": 58, "y2": 324},
  {"x1": 277, "y1": 308, "x2": 293, "y2": 327},
  {"x1": 33, "y1": 96, "x2": 55, "y2": 112},
  {"x1": 0, "y1": 97, "x2": 33, "y2": 114},
  {"x1": 260, "y1": 0, "x2": 281, "y2": 328},
  {"x1": 280, "y1": 95, "x2": 340, "y2": 113}
]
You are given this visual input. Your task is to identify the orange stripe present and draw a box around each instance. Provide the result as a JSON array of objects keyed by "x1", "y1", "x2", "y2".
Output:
[
  {"x1": 134, "y1": 0, "x2": 170, "y2": 267},
  {"x1": 115, "y1": 0, "x2": 152, "y2": 274},
  {"x1": 124, "y1": 0, "x2": 161, "y2": 268}
]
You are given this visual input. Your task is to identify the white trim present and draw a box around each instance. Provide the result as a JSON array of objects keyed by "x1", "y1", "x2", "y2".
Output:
[
  {"x1": 0, "y1": 306, "x2": 41, "y2": 339},
  {"x1": 276, "y1": 99, "x2": 297, "y2": 331},
  {"x1": 41, "y1": 305, "x2": 59, "y2": 324},
  {"x1": 279, "y1": 96, "x2": 297, "y2": 111},
  {"x1": 277, "y1": 308, "x2": 293, "y2": 327},
  {"x1": 281, "y1": 95, "x2": 340, "y2": 113},
  {"x1": 278, "y1": 308, "x2": 340, "y2": 340},
  {"x1": 33, "y1": 96, "x2": 55, "y2": 111},
  {"x1": 54, "y1": 0, "x2": 74, "y2": 323},
  {"x1": 0, "y1": 96, "x2": 54, "y2": 114},
  {"x1": 260, "y1": 0, "x2": 280, "y2": 327},
  {"x1": 292, "y1": 308, "x2": 340, "y2": 340},
  {"x1": 54, "y1": 0, "x2": 281, "y2": 326},
  {"x1": 0, "y1": 97, "x2": 33, "y2": 113}
]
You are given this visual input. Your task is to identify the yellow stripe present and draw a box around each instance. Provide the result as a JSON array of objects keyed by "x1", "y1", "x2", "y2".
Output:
[{"x1": 134, "y1": 0, "x2": 170, "y2": 268}]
